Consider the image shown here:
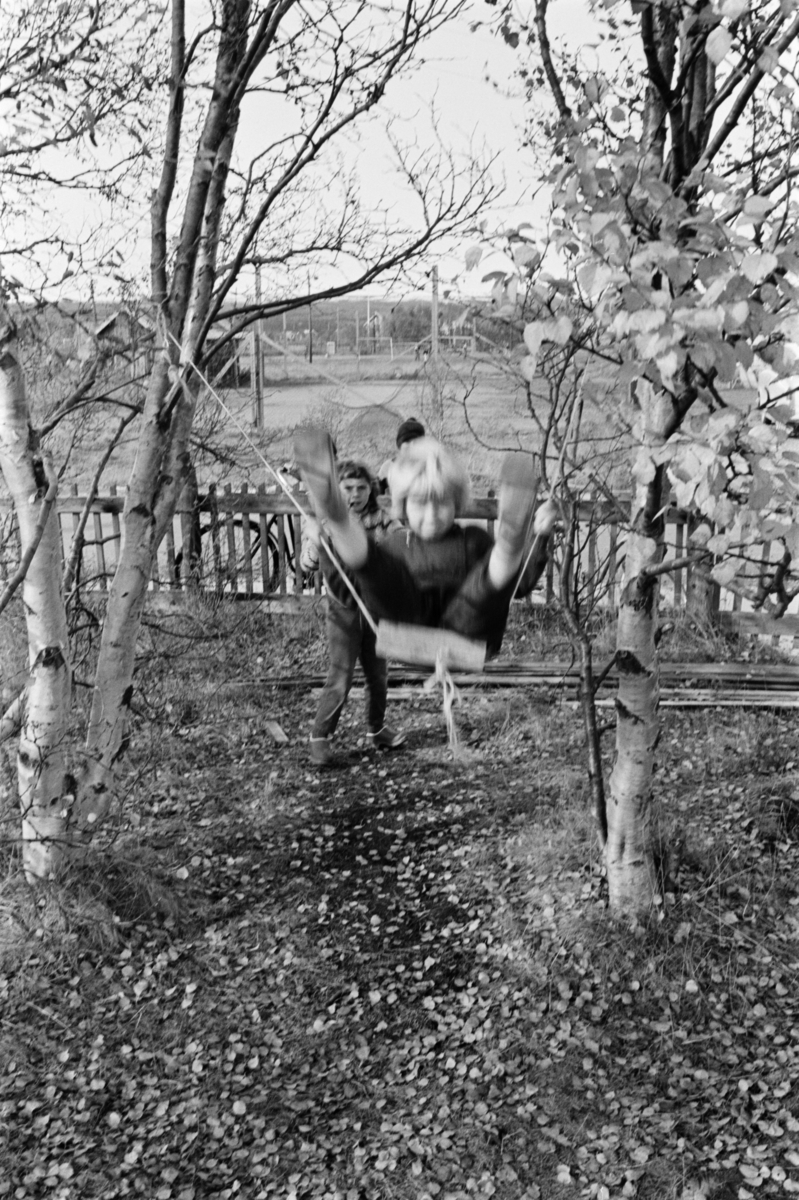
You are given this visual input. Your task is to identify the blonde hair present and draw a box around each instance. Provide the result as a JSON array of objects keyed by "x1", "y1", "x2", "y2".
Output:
[{"x1": 388, "y1": 436, "x2": 471, "y2": 520}]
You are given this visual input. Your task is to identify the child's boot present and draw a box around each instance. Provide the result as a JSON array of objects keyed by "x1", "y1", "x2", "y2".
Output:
[
  {"x1": 367, "y1": 724, "x2": 406, "y2": 751},
  {"x1": 490, "y1": 455, "x2": 538, "y2": 587},
  {"x1": 294, "y1": 429, "x2": 347, "y2": 523},
  {"x1": 293, "y1": 427, "x2": 368, "y2": 569},
  {"x1": 309, "y1": 736, "x2": 335, "y2": 768}
]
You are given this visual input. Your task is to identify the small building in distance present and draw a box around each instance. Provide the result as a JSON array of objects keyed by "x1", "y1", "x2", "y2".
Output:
[{"x1": 79, "y1": 307, "x2": 157, "y2": 386}]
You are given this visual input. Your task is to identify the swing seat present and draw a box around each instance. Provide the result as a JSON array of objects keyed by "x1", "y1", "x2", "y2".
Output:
[{"x1": 376, "y1": 620, "x2": 487, "y2": 672}]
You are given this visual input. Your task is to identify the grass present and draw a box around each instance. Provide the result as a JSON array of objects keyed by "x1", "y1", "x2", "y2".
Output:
[{"x1": 2, "y1": 607, "x2": 799, "y2": 1199}]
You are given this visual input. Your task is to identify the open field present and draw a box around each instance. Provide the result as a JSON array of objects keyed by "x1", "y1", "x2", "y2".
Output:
[
  {"x1": 2, "y1": 608, "x2": 799, "y2": 1199},
  {"x1": 61, "y1": 356, "x2": 627, "y2": 494}
]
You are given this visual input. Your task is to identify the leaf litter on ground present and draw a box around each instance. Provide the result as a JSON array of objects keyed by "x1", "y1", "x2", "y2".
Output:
[{"x1": 2, "y1": 610, "x2": 799, "y2": 1199}]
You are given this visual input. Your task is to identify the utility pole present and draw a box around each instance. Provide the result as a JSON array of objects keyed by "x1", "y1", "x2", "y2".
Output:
[
  {"x1": 253, "y1": 262, "x2": 264, "y2": 428},
  {"x1": 431, "y1": 265, "x2": 441, "y2": 424},
  {"x1": 307, "y1": 272, "x2": 313, "y2": 364}
]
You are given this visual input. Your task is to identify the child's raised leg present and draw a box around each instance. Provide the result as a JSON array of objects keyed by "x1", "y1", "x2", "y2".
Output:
[
  {"x1": 294, "y1": 429, "x2": 369, "y2": 568},
  {"x1": 488, "y1": 454, "x2": 538, "y2": 589}
]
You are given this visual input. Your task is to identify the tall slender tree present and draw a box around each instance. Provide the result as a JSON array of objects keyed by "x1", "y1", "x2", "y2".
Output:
[{"x1": 491, "y1": 0, "x2": 799, "y2": 911}]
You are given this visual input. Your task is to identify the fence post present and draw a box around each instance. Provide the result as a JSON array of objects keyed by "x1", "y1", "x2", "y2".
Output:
[
  {"x1": 257, "y1": 482, "x2": 271, "y2": 594},
  {"x1": 607, "y1": 518, "x2": 618, "y2": 612},
  {"x1": 208, "y1": 482, "x2": 224, "y2": 594},
  {"x1": 240, "y1": 481, "x2": 254, "y2": 595},
  {"x1": 68, "y1": 482, "x2": 80, "y2": 585},
  {"x1": 179, "y1": 464, "x2": 202, "y2": 590},
  {"x1": 223, "y1": 483, "x2": 237, "y2": 593}
]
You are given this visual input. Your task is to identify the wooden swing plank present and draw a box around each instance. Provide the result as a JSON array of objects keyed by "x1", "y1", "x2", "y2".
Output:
[{"x1": 375, "y1": 620, "x2": 487, "y2": 672}]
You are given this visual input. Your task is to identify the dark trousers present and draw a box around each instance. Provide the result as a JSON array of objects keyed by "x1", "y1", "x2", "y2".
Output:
[
  {"x1": 354, "y1": 542, "x2": 515, "y2": 657},
  {"x1": 312, "y1": 600, "x2": 388, "y2": 739}
]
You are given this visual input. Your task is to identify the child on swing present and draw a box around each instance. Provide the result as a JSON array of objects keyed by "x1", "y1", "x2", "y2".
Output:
[
  {"x1": 295, "y1": 431, "x2": 557, "y2": 659},
  {"x1": 300, "y1": 457, "x2": 405, "y2": 768}
]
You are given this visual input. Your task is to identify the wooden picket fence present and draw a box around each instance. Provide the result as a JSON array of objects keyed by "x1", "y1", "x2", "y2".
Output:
[{"x1": 2, "y1": 484, "x2": 799, "y2": 642}]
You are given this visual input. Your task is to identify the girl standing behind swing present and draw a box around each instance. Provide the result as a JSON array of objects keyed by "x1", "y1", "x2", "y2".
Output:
[
  {"x1": 296, "y1": 432, "x2": 558, "y2": 659},
  {"x1": 301, "y1": 457, "x2": 405, "y2": 768}
]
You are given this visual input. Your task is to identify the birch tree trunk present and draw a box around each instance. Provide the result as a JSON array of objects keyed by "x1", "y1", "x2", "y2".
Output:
[
  {"x1": 685, "y1": 517, "x2": 716, "y2": 627},
  {"x1": 0, "y1": 318, "x2": 72, "y2": 881},
  {"x1": 73, "y1": 357, "x2": 176, "y2": 831},
  {"x1": 605, "y1": 383, "x2": 670, "y2": 912},
  {"x1": 73, "y1": 1, "x2": 245, "y2": 831}
]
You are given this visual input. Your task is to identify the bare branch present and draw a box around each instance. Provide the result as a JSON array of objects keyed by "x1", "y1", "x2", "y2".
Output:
[
  {"x1": 534, "y1": 0, "x2": 571, "y2": 121},
  {"x1": 152, "y1": 0, "x2": 187, "y2": 308},
  {"x1": 63, "y1": 411, "x2": 139, "y2": 594},
  {"x1": 639, "y1": 551, "x2": 709, "y2": 580},
  {"x1": 0, "y1": 693, "x2": 24, "y2": 746},
  {"x1": 703, "y1": 12, "x2": 799, "y2": 168}
]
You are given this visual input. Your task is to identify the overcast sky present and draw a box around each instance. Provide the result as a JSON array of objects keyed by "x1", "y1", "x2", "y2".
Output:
[{"x1": 345, "y1": 0, "x2": 599, "y2": 300}]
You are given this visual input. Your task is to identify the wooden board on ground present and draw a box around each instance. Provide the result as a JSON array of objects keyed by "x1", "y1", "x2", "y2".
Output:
[
  {"x1": 265, "y1": 721, "x2": 289, "y2": 744},
  {"x1": 334, "y1": 683, "x2": 799, "y2": 709}
]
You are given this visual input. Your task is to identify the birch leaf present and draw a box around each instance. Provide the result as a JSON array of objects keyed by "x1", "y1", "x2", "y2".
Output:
[
  {"x1": 706, "y1": 27, "x2": 733, "y2": 64},
  {"x1": 550, "y1": 315, "x2": 573, "y2": 344},
  {"x1": 520, "y1": 354, "x2": 537, "y2": 382},
  {"x1": 464, "y1": 244, "x2": 483, "y2": 270},
  {"x1": 758, "y1": 46, "x2": 780, "y2": 74},
  {"x1": 523, "y1": 323, "x2": 545, "y2": 356},
  {"x1": 656, "y1": 349, "x2": 680, "y2": 387},
  {"x1": 711, "y1": 556, "x2": 740, "y2": 584},
  {"x1": 511, "y1": 242, "x2": 541, "y2": 270},
  {"x1": 741, "y1": 251, "x2": 778, "y2": 283},
  {"x1": 743, "y1": 195, "x2": 774, "y2": 223},
  {"x1": 632, "y1": 448, "x2": 656, "y2": 484},
  {"x1": 718, "y1": 0, "x2": 748, "y2": 14}
]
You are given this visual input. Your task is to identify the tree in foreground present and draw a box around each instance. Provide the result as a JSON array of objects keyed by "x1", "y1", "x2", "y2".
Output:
[
  {"x1": 0, "y1": 0, "x2": 494, "y2": 879},
  {"x1": 491, "y1": 0, "x2": 799, "y2": 912}
]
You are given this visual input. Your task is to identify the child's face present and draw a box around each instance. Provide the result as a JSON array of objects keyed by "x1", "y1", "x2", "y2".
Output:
[
  {"x1": 406, "y1": 491, "x2": 456, "y2": 541},
  {"x1": 340, "y1": 476, "x2": 371, "y2": 514}
]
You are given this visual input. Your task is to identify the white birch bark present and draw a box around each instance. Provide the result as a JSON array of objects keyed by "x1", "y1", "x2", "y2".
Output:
[
  {"x1": 73, "y1": 355, "x2": 166, "y2": 821},
  {"x1": 0, "y1": 319, "x2": 72, "y2": 881},
  {"x1": 75, "y1": 4, "x2": 242, "y2": 829},
  {"x1": 605, "y1": 383, "x2": 670, "y2": 913}
]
